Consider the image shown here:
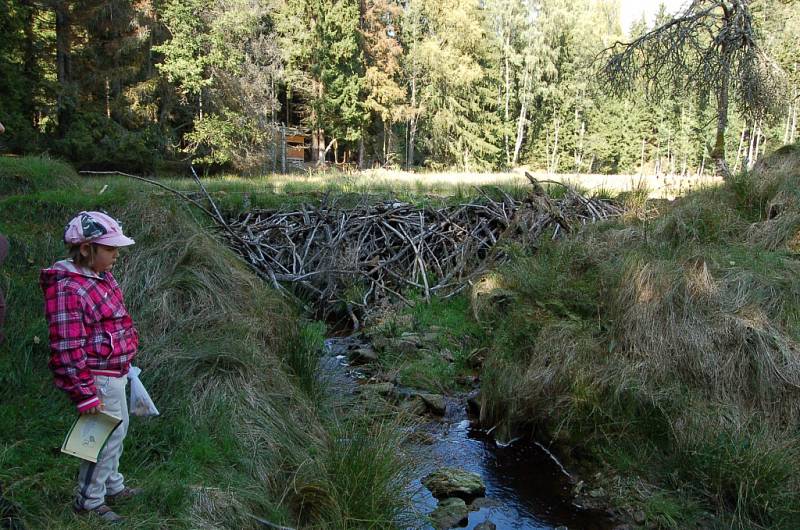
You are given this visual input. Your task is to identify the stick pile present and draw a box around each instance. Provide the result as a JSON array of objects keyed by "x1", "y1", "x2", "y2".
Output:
[{"x1": 223, "y1": 177, "x2": 624, "y2": 327}]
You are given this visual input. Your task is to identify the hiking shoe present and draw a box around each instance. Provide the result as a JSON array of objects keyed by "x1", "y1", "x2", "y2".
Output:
[
  {"x1": 106, "y1": 487, "x2": 143, "y2": 504},
  {"x1": 74, "y1": 504, "x2": 125, "y2": 523}
]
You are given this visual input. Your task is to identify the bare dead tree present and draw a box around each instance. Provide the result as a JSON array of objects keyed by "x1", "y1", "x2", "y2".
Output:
[{"x1": 600, "y1": 0, "x2": 786, "y2": 180}]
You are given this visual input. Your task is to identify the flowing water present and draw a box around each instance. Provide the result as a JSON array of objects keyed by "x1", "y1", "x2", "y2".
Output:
[{"x1": 323, "y1": 337, "x2": 614, "y2": 530}]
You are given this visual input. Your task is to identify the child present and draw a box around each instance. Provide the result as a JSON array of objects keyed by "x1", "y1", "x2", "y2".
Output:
[{"x1": 40, "y1": 211, "x2": 141, "y2": 523}]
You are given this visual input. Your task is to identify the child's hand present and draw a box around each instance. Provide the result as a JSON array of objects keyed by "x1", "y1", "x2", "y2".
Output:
[{"x1": 80, "y1": 402, "x2": 104, "y2": 415}]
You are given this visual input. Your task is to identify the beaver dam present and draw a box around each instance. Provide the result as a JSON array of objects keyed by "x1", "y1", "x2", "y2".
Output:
[{"x1": 219, "y1": 177, "x2": 624, "y2": 327}]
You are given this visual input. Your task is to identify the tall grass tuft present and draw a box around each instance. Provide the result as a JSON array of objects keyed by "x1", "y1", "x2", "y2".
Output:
[
  {"x1": 292, "y1": 418, "x2": 414, "y2": 528},
  {"x1": 477, "y1": 144, "x2": 800, "y2": 527}
]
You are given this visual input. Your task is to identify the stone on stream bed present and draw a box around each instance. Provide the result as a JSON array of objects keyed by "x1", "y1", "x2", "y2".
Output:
[
  {"x1": 419, "y1": 393, "x2": 447, "y2": 416},
  {"x1": 466, "y1": 391, "x2": 481, "y2": 416},
  {"x1": 393, "y1": 389, "x2": 447, "y2": 416},
  {"x1": 373, "y1": 330, "x2": 449, "y2": 356},
  {"x1": 423, "y1": 467, "x2": 486, "y2": 501},
  {"x1": 356, "y1": 382, "x2": 395, "y2": 397},
  {"x1": 468, "y1": 497, "x2": 501, "y2": 510},
  {"x1": 473, "y1": 522, "x2": 497, "y2": 530},
  {"x1": 430, "y1": 497, "x2": 469, "y2": 529},
  {"x1": 348, "y1": 345, "x2": 378, "y2": 364},
  {"x1": 398, "y1": 394, "x2": 428, "y2": 416},
  {"x1": 393, "y1": 337, "x2": 422, "y2": 354}
]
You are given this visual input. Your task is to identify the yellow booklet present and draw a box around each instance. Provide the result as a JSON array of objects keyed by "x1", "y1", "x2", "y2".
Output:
[{"x1": 61, "y1": 412, "x2": 122, "y2": 463}]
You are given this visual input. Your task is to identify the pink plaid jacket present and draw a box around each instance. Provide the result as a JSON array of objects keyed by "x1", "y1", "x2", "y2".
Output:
[{"x1": 40, "y1": 261, "x2": 138, "y2": 412}]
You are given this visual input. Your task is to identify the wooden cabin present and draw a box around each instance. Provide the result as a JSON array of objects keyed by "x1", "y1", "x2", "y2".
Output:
[{"x1": 279, "y1": 127, "x2": 308, "y2": 171}]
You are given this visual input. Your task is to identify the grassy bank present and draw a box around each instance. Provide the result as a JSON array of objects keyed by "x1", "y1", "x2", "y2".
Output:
[
  {"x1": 0, "y1": 156, "x2": 415, "y2": 529},
  {"x1": 474, "y1": 144, "x2": 800, "y2": 528}
]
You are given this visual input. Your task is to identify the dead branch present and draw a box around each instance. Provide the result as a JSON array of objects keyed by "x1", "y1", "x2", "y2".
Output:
[{"x1": 224, "y1": 177, "x2": 623, "y2": 324}]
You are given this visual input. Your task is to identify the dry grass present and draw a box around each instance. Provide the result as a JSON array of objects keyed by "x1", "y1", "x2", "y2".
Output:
[
  {"x1": 114, "y1": 200, "x2": 416, "y2": 528},
  {"x1": 183, "y1": 167, "x2": 721, "y2": 201},
  {"x1": 746, "y1": 144, "x2": 800, "y2": 252},
  {"x1": 612, "y1": 258, "x2": 800, "y2": 421},
  {"x1": 477, "y1": 144, "x2": 800, "y2": 527}
]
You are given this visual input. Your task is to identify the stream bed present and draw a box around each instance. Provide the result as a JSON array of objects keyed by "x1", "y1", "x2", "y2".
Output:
[{"x1": 323, "y1": 336, "x2": 615, "y2": 530}]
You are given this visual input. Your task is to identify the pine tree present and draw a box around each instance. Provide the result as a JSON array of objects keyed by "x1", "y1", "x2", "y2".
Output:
[
  {"x1": 0, "y1": 0, "x2": 46, "y2": 149},
  {"x1": 361, "y1": 0, "x2": 406, "y2": 166},
  {"x1": 602, "y1": 0, "x2": 786, "y2": 179},
  {"x1": 277, "y1": 0, "x2": 366, "y2": 165},
  {"x1": 403, "y1": 0, "x2": 501, "y2": 169}
]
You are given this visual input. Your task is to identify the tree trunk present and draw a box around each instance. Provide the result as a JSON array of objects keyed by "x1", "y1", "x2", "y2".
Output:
[
  {"x1": 733, "y1": 124, "x2": 746, "y2": 173},
  {"x1": 55, "y1": 1, "x2": 72, "y2": 136},
  {"x1": 386, "y1": 122, "x2": 393, "y2": 165},
  {"x1": 280, "y1": 127, "x2": 287, "y2": 173},
  {"x1": 503, "y1": 34, "x2": 510, "y2": 167},
  {"x1": 512, "y1": 102, "x2": 527, "y2": 166},
  {"x1": 666, "y1": 132, "x2": 672, "y2": 174},
  {"x1": 105, "y1": 78, "x2": 111, "y2": 119},
  {"x1": 754, "y1": 124, "x2": 762, "y2": 163},
  {"x1": 286, "y1": 88, "x2": 291, "y2": 125},
  {"x1": 792, "y1": 101, "x2": 798, "y2": 144},
  {"x1": 382, "y1": 120, "x2": 388, "y2": 164},
  {"x1": 549, "y1": 115, "x2": 560, "y2": 174},
  {"x1": 640, "y1": 138, "x2": 646, "y2": 176},
  {"x1": 322, "y1": 137, "x2": 336, "y2": 162},
  {"x1": 512, "y1": 68, "x2": 530, "y2": 166},
  {"x1": 407, "y1": 74, "x2": 417, "y2": 169},
  {"x1": 711, "y1": 70, "x2": 731, "y2": 179},
  {"x1": 315, "y1": 128, "x2": 327, "y2": 166},
  {"x1": 574, "y1": 120, "x2": 585, "y2": 172},
  {"x1": 22, "y1": 0, "x2": 37, "y2": 125}
]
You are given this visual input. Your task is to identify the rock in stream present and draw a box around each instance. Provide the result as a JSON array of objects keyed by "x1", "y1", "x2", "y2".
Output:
[{"x1": 422, "y1": 467, "x2": 487, "y2": 501}]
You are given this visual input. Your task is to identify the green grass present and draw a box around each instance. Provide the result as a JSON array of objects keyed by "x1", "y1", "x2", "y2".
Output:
[
  {"x1": 0, "y1": 156, "x2": 80, "y2": 197},
  {"x1": 0, "y1": 156, "x2": 417, "y2": 529},
  {"x1": 368, "y1": 295, "x2": 489, "y2": 394}
]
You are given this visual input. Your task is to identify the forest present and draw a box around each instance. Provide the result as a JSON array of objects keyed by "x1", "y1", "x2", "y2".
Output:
[{"x1": 1, "y1": 0, "x2": 797, "y2": 175}]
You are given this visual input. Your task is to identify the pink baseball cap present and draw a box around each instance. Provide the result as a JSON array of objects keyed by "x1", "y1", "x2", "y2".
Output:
[{"x1": 64, "y1": 211, "x2": 135, "y2": 247}]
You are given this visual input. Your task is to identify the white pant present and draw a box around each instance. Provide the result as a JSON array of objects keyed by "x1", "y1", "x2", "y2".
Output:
[{"x1": 74, "y1": 375, "x2": 129, "y2": 510}]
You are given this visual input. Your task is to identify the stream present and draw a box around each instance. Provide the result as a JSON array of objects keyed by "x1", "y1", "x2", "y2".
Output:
[{"x1": 323, "y1": 336, "x2": 615, "y2": 530}]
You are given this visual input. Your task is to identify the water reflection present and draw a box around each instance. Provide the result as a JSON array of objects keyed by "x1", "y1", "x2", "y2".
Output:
[{"x1": 409, "y1": 403, "x2": 612, "y2": 530}]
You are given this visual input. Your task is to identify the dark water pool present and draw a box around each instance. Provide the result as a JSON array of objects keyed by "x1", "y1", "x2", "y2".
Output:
[{"x1": 408, "y1": 402, "x2": 612, "y2": 530}]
